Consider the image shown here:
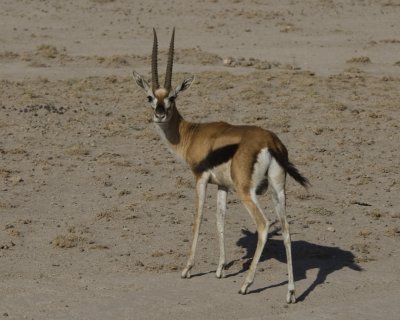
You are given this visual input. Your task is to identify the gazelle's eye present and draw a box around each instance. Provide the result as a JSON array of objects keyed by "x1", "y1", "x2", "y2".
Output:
[
  {"x1": 147, "y1": 96, "x2": 154, "y2": 103},
  {"x1": 168, "y1": 96, "x2": 175, "y2": 103}
]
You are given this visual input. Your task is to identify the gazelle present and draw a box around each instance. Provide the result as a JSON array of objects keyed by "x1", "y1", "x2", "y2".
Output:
[{"x1": 132, "y1": 28, "x2": 309, "y2": 303}]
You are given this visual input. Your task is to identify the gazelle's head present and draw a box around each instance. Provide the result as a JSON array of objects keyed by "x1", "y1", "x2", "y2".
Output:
[{"x1": 133, "y1": 28, "x2": 194, "y2": 124}]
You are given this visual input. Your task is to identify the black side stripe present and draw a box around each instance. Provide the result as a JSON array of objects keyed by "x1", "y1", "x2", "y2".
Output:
[{"x1": 193, "y1": 144, "x2": 239, "y2": 174}]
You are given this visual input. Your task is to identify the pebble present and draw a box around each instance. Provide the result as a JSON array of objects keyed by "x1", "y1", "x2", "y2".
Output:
[
  {"x1": 9, "y1": 176, "x2": 23, "y2": 184},
  {"x1": 222, "y1": 57, "x2": 235, "y2": 67},
  {"x1": 326, "y1": 226, "x2": 336, "y2": 232},
  {"x1": 389, "y1": 212, "x2": 400, "y2": 219}
]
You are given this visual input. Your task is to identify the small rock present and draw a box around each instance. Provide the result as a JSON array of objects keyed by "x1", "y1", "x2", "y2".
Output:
[
  {"x1": 359, "y1": 229, "x2": 372, "y2": 237},
  {"x1": 222, "y1": 57, "x2": 236, "y2": 67},
  {"x1": 135, "y1": 260, "x2": 144, "y2": 267},
  {"x1": 389, "y1": 212, "x2": 400, "y2": 219},
  {"x1": 9, "y1": 176, "x2": 23, "y2": 184},
  {"x1": 326, "y1": 226, "x2": 335, "y2": 232}
]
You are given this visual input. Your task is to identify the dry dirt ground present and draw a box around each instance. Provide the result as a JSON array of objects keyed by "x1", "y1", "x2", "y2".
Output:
[{"x1": 1, "y1": 1, "x2": 400, "y2": 319}]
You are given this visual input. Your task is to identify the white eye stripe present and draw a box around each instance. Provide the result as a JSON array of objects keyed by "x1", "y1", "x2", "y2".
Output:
[{"x1": 162, "y1": 99, "x2": 173, "y2": 108}]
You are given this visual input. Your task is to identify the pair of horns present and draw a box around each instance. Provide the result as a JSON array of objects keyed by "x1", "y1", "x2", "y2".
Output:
[{"x1": 152, "y1": 27, "x2": 175, "y2": 92}]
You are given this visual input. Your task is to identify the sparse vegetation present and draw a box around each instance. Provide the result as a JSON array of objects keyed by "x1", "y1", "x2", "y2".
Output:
[{"x1": 346, "y1": 56, "x2": 371, "y2": 64}]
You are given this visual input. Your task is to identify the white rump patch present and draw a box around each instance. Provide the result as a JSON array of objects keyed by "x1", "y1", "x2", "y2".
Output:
[{"x1": 251, "y1": 148, "x2": 272, "y2": 192}]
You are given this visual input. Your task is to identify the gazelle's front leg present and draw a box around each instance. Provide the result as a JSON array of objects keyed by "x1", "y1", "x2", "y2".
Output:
[
  {"x1": 181, "y1": 173, "x2": 209, "y2": 278},
  {"x1": 216, "y1": 186, "x2": 228, "y2": 278}
]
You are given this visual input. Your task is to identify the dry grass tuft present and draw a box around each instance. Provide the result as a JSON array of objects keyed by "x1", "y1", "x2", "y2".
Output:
[
  {"x1": 36, "y1": 45, "x2": 60, "y2": 59},
  {"x1": 52, "y1": 234, "x2": 86, "y2": 248},
  {"x1": 346, "y1": 56, "x2": 371, "y2": 64},
  {"x1": 65, "y1": 144, "x2": 90, "y2": 156}
]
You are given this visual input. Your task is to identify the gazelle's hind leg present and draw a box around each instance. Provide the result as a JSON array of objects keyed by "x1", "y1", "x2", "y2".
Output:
[
  {"x1": 238, "y1": 189, "x2": 270, "y2": 294},
  {"x1": 232, "y1": 147, "x2": 271, "y2": 294},
  {"x1": 215, "y1": 186, "x2": 228, "y2": 278},
  {"x1": 268, "y1": 158, "x2": 296, "y2": 303}
]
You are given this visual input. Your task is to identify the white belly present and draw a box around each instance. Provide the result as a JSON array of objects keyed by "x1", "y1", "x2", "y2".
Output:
[{"x1": 209, "y1": 160, "x2": 235, "y2": 189}]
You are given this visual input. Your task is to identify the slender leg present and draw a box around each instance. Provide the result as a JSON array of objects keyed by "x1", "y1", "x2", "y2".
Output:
[
  {"x1": 238, "y1": 190, "x2": 270, "y2": 294},
  {"x1": 269, "y1": 163, "x2": 296, "y2": 303},
  {"x1": 181, "y1": 174, "x2": 209, "y2": 278},
  {"x1": 216, "y1": 186, "x2": 228, "y2": 278}
]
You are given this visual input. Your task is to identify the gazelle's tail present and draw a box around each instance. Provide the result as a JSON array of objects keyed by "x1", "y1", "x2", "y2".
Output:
[{"x1": 270, "y1": 150, "x2": 310, "y2": 188}]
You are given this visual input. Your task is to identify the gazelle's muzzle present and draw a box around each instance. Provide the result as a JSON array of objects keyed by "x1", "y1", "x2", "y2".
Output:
[{"x1": 154, "y1": 104, "x2": 167, "y2": 121}]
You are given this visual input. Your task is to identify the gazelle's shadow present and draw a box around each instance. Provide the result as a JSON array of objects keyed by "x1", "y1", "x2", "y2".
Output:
[{"x1": 225, "y1": 228, "x2": 362, "y2": 301}]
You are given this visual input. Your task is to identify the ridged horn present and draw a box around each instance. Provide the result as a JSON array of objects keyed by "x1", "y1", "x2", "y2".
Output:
[
  {"x1": 164, "y1": 27, "x2": 175, "y2": 91},
  {"x1": 152, "y1": 28, "x2": 160, "y2": 91}
]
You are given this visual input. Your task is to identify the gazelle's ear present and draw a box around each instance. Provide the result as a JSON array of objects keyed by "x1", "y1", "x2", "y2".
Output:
[
  {"x1": 133, "y1": 71, "x2": 152, "y2": 94},
  {"x1": 174, "y1": 75, "x2": 195, "y2": 96}
]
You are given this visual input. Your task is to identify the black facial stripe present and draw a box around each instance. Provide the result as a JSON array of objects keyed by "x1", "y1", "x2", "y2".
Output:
[{"x1": 193, "y1": 144, "x2": 239, "y2": 174}]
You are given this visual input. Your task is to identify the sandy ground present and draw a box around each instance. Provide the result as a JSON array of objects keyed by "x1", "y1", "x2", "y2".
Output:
[{"x1": 1, "y1": 0, "x2": 400, "y2": 319}]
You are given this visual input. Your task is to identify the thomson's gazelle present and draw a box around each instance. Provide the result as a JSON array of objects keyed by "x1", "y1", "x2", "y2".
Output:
[{"x1": 132, "y1": 28, "x2": 309, "y2": 303}]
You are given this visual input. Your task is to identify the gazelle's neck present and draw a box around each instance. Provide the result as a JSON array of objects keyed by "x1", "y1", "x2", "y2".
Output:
[
  {"x1": 155, "y1": 107, "x2": 193, "y2": 160},
  {"x1": 155, "y1": 106, "x2": 183, "y2": 144}
]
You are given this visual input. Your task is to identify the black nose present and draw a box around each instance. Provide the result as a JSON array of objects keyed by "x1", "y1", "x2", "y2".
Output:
[{"x1": 155, "y1": 104, "x2": 166, "y2": 118}]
